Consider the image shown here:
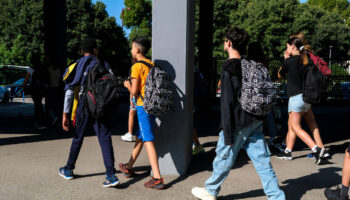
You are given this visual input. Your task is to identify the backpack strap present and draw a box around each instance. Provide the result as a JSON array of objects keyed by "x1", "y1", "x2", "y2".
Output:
[{"x1": 135, "y1": 60, "x2": 154, "y2": 68}]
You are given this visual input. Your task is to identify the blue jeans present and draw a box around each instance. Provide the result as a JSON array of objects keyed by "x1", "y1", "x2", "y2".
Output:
[{"x1": 205, "y1": 122, "x2": 285, "y2": 200}]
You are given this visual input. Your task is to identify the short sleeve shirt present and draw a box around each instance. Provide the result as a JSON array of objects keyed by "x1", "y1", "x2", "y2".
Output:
[{"x1": 130, "y1": 58, "x2": 154, "y2": 106}]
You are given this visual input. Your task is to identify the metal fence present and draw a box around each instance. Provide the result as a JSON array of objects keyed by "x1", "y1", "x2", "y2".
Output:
[{"x1": 212, "y1": 58, "x2": 350, "y2": 101}]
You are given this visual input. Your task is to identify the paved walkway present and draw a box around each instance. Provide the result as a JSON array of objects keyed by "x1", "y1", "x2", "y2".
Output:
[{"x1": 0, "y1": 99, "x2": 349, "y2": 200}]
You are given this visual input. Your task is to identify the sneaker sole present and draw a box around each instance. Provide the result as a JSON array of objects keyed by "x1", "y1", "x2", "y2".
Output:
[
  {"x1": 191, "y1": 188, "x2": 216, "y2": 200},
  {"x1": 121, "y1": 137, "x2": 135, "y2": 142},
  {"x1": 58, "y1": 171, "x2": 73, "y2": 180},
  {"x1": 123, "y1": 173, "x2": 132, "y2": 178},
  {"x1": 315, "y1": 158, "x2": 324, "y2": 165},
  {"x1": 276, "y1": 156, "x2": 293, "y2": 161},
  {"x1": 102, "y1": 181, "x2": 120, "y2": 188},
  {"x1": 144, "y1": 184, "x2": 165, "y2": 190}
]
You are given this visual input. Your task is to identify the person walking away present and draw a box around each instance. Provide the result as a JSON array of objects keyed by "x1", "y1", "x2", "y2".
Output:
[
  {"x1": 119, "y1": 37, "x2": 165, "y2": 189},
  {"x1": 58, "y1": 38, "x2": 119, "y2": 187},
  {"x1": 191, "y1": 27, "x2": 285, "y2": 200},
  {"x1": 276, "y1": 37, "x2": 325, "y2": 164}
]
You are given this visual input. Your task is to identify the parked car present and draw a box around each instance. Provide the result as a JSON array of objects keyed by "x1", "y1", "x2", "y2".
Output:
[{"x1": 0, "y1": 85, "x2": 10, "y2": 103}]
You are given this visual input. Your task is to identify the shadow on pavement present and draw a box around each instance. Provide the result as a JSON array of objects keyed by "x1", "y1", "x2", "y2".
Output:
[
  {"x1": 218, "y1": 167, "x2": 342, "y2": 200},
  {"x1": 116, "y1": 166, "x2": 151, "y2": 189},
  {"x1": 0, "y1": 102, "x2": 130, "y2": 146}
]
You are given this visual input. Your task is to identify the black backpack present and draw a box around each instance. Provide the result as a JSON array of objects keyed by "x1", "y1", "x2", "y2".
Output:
[
  {"x1": 303, "y1": 61, "x2": 330, "y2": 104},
  {"x1": 85, "y1": 61, "x2": 120, "y2": 119}
]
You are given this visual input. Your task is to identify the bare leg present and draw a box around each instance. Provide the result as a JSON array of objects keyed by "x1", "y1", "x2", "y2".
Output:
[
  {"x1": 144, "y1": 141, "x2": 161, "y2": 179},
  {"x1": 304, "y1": 108, "x2": 324, "y2": 148},
  {"x1": 127, "y1": 138, "x2": 143, "y2": 169},
  {"x1": 193, "y1": 128, "x2": 200, "y2": 146},
  {"x1": 128, "y1": 109, "x2": 136, "y2": 134},
  {"x1": 286, "y1": 114, "x2": 297, "y2": 151},
  {"x1": 343, "y1": 150, "x2": 350, "y2": 187},
  {"x1": 290, "y1": 111, "x2": 317, "y2": 149}
]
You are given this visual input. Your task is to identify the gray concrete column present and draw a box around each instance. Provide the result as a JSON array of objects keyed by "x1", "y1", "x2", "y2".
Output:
[{"x1": 152, "y1": 0, "x2": 195, "y2": 175}]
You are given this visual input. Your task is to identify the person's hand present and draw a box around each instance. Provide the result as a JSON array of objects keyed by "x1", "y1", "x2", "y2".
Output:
[
  {"x1": 291, "y1": 47, "x2": 300, "y2": 56},
  {"x1": 124, "y1": 80, "x2": 131, "y2": 90},
  {"x1": 62, "y1": 113, "x2": 69, "y2": 131},
  {"x1": 284, "y1": 50, "x2": 290, "y2": 60},
  {"x1": 130, "y1": 96, "x2": 136, "y2": 109}
]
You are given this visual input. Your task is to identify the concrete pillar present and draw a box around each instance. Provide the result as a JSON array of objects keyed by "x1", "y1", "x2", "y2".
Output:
[{"x1": 152, "y1": 0, "x2": 195, "y2": 175}]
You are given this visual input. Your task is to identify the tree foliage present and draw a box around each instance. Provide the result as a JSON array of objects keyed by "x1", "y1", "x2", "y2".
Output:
[
  {"x1": 0, "y1": 0, "x2": 129, "y2": 74},
  {"x1": 207, "y1": 0, "x2": 350, "y2": 62},
  {"x1": 121, "y1": 0, "x2": 152, "y2": 41},
  {"x1": 0, "y1": 0, "x2": 44, "y2": 66},
  {"x1": 307, "y1": 0, "x2": 350, "y2": 26}
]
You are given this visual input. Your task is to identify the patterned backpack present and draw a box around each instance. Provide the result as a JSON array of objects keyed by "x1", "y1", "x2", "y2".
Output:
[
  {"x1": 240, "y1": 59, "x2": 277, "y2": 116},
  {"x1": 136, "y1": 61, "x2": 174, "y2": 116}
]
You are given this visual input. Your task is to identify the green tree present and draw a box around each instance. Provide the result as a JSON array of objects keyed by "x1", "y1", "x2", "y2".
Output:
[
  {"x1": 228, "y1": 0, "x2": 299, "y2": 58},
  {"x1": 291, "y1": 3, "x2": 350, "y2": 62},
  {"x1": 212, "y1": 0, "x2": 239, "y2": 57},
  {"x1": 0, "y1": 0, "x2": 129, "y2": 74},
  {"x1": 121, "y1": 0, "x2": 152, "y2": 41},
  {"x1": 66, "y1": 0, "x2": 129, "y2": 72},
  {"x1": 307, "y1": 0, "x2": 350, "y2": 26},
  {"x1": 0, "y1": 0, "x2": 44, "y2": 66}
]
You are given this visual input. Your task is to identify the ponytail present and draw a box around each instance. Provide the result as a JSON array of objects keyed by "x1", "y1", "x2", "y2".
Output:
[{"x1": 288, "y1": 37, "x2": 309, "y2": 67}]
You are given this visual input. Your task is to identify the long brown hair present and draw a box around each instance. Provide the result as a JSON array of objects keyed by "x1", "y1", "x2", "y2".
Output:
[{"x1": 288, "y1": 37, "x2": 309, "y2": 66}]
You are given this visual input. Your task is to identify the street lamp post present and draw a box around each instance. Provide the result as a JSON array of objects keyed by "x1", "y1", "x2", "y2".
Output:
[{"x1": 329, "y1": 46, "x2": 333, "y2": 69}]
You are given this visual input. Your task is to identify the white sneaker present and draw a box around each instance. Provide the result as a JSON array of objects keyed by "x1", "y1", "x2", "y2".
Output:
[
  {"x1": 121, "y1": 132, "x2": 135, "y2": 142},
  {"x1": 191, "y1": 187, "x2": 216, "y2": 200}
]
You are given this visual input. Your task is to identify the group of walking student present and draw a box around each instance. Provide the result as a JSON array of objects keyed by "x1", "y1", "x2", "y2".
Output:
[{"x1": 57, "y1": 28, "x2": 349, "y2": 200}]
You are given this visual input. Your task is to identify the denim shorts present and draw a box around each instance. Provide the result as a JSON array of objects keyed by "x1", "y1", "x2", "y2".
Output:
[
  {"x1": 135, "y1": 106, "x2": 156, "y2": 142},
  {"x1": 288, "y1": 93, "x2": 311, "y2": 113}
]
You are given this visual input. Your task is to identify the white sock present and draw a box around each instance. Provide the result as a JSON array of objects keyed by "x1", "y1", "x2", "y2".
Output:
[
  {"x1": 285, "y1": 148, "x2": 292, "y2": 153},
  {"x1": 312, "y1": 145, "x2": 318, "y2": 152}
]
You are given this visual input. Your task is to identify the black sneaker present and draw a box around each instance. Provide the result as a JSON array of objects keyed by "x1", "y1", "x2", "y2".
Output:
[
  {"x1": 324, "y1": 186, "x2": 349, "y2": 200},
  {"x1": 307, "y1": 149, "x2": 331, "y2": 160},
  {"x1": 315, "y1": 147, "x2": 325, "y2": 165},
  {"x1": 275, "y1": 151, "x2": 293, "y2": 160}
]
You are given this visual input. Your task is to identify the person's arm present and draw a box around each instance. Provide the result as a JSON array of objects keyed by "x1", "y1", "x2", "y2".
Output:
[
  {"x1": 22, "y1": 72, "x2": 31, "y2": 86},
  {"x1": 220, "y1": 71, "x2": 236, "y2": 146},
  {"x1": 278, "y1": 66, "x2": 284, "y2": 79},
  {"x1": 62, "y1": 89, "x2": 74, "y2": 131}
]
